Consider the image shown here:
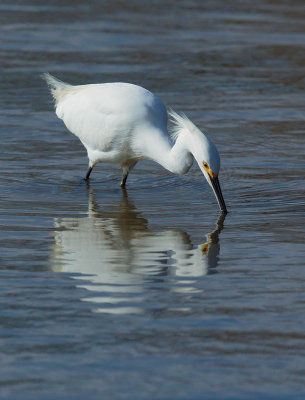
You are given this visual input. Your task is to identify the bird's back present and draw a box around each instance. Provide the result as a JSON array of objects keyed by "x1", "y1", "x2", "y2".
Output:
[{"x1": 53, "y1": 81, "x2": 168, "y2": 154}]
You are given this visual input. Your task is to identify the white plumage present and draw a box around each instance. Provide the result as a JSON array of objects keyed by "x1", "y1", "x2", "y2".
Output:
[{"x1": 42, "y1": 73, "x2": 227, "y2": 213}]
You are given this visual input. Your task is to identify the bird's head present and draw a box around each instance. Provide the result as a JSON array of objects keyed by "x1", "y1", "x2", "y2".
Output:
[
  {"x1": 170, "y1": 111, "x2": 227, "y2": 214},
  {"x1": 195, "y1": 137, "x2": 227, "y2": 214}
]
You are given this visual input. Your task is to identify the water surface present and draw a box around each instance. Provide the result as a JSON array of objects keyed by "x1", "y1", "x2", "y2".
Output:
[{"x1": 1, "y1": 1, "x2": 305, "y2": 399}]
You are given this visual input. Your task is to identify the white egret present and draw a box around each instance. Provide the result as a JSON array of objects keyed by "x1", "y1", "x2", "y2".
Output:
[{"x1": 42, "y1": 73, "x2": 227, "y2": 213}]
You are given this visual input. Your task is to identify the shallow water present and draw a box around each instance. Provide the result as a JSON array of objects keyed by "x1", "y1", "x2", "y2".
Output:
[{"x1": 1, "y1": 1, "x2": 305, "y2": 399}]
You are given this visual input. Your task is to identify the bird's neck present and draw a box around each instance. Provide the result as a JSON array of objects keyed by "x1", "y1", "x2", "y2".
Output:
[{"x1": 148, "y1": 130, "x2": 193, "y2": 175}]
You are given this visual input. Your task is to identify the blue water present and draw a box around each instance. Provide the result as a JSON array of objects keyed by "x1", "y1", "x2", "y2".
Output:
[{"x1": 1, "y1": 1, "x2": 305, "y2": 399}]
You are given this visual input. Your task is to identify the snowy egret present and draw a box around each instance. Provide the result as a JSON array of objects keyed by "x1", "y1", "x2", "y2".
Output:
[{"x1": 42, "y1": 73, "x2": 227, "y2": 214}]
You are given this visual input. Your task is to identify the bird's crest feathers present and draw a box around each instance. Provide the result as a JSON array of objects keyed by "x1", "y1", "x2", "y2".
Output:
[
  {"x1": 41, "y1": 73, "x2": 72, "y2": 105},
  {"x1": 169, "y1": 109, "x2": 203, "y2": 142}
]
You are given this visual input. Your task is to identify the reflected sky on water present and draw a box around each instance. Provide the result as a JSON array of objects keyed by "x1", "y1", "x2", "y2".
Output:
[{"x1": 0, "y1": 0, "x2": 305, "y2": 399}]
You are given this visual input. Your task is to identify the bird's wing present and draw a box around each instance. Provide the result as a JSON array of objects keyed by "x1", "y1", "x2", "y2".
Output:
[
  {"x1": 56, "y1": 85, "x2": 136, "y2": 152},
  {"x1": 55, "y1": 82, "x2": 169, "y2": 156}
]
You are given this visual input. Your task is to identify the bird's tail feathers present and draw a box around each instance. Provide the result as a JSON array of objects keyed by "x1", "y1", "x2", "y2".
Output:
[
  {"x1": 169, "y1": 109, "x2": 201, "y2": 142},
  {"x1": 41, "y1": 73, "x2": 72, "y2": 105}
]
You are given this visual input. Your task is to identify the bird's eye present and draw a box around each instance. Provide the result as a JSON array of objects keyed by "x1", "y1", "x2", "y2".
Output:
[{"x1": 203, "y1": 162, "x2": 208, "y2": 168}]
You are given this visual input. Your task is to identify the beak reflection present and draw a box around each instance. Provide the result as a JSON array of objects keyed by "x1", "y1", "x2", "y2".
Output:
[{"x1": 210, "y1": 176, "x2": 227, "y2": 214}]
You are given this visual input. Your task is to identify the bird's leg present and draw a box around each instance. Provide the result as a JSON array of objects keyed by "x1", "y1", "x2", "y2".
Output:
[
  {"x1": 120, "y1": 161, "x2": 137, "y2": 187},
  {"x1": 85, "y1": 166, "x2": 93, "y2": 180},
  {"x1": 120, "y1": 170, "x2": 129, "y2": 187}
]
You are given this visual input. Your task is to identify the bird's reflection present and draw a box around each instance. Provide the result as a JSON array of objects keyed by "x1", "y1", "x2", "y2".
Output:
[{"x1": 51, "y1": 186, "x2": 225, "y2": 314}]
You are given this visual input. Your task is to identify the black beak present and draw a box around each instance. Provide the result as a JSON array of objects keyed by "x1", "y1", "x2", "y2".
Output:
[{"x1": 210, "y1": 176, "x2": 227, "y2": 214}]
